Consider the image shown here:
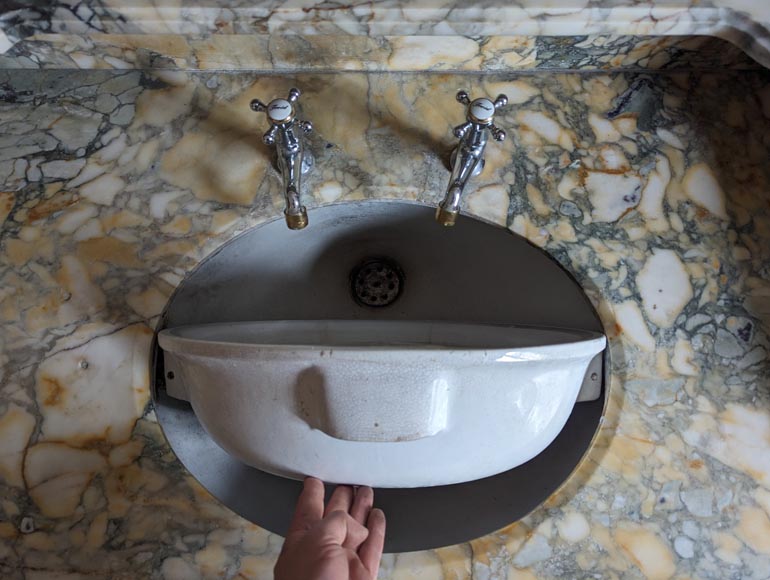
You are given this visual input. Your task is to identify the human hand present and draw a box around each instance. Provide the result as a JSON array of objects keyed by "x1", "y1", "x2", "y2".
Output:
[{"x1": 274, "y1": 477, "x2": 386, "y2": 580}]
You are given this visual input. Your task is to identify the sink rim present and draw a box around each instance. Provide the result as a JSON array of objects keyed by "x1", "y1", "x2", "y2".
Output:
[{"x1": 158, "y1": 319, "x2": 606, "y2": 355}]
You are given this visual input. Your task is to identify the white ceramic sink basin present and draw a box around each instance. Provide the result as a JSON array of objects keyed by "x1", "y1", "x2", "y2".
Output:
[{"x1": 159, "y1": 319, "x2": 605, "y2": 488}]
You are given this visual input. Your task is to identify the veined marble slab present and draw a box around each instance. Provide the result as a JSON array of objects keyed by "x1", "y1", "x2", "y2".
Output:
[
  {"x1": 0, "y1": 33, "x2": 761, "y2": 71},
  {"x1": 0, "y1": 65, "x2": 768, "y2": 578},
  {"x1": 0, "y1": 0, "x2": 769, "y2": 69}
]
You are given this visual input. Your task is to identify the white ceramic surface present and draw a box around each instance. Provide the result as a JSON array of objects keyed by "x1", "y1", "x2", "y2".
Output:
[{"x1": 158, "y1": 320, "x2": 606, "y2": 488}]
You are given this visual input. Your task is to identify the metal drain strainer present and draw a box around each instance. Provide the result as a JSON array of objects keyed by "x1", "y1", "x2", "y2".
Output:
[{"x1": 351, "y1": 257, "x2": 404, "y2": 307}]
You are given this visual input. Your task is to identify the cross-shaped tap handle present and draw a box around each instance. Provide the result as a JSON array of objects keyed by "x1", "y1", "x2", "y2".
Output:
[
  {"x1": 455, "y1": 90, "x2": 508, "y2": 131},
  {"x1": 250, "y1": 88, "x2": 312, "y2": 145}
]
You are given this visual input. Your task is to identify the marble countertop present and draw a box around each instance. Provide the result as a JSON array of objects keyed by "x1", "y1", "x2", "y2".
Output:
[
  {"x1": 0, "y1": 60, "x2": 769, "y2": 579},
  {"x1": 0, "y1": 2, "x2": 770, "y2": 579}
]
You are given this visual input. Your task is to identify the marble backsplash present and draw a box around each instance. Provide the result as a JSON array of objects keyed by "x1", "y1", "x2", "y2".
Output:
[
  {"x1": 1, "y1": 1, "x2": 768, "y2": 42},
  {"x1": 0, "y1": 60, "x2": 769, "y2": 578},
  {"x1": 1, "y1": 0, "x2": 770, "y2": 70},
  {"x1": 0, "y1": 33, "x2": 761, "y2": 72}
]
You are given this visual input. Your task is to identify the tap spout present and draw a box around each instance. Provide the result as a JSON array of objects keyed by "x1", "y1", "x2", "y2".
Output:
[
  {"x1": 436, "y1": 91, "x2": 508, "y2": 227},
  {"x1": 436, "y1": 123, "x2": 488, "y2": 226},
  {"x1": 274, "y1": 123, "x2": 309, "y2": 230},
  {"x1": 251, "y1": 88, "x2": 314, "y2": 230}
]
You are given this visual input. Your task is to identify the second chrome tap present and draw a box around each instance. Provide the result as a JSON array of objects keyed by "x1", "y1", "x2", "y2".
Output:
[{"x1": 436, "y1": 90, "x2": 508, "y2": 227}]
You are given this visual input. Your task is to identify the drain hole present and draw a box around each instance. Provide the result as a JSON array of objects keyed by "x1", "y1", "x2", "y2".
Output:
[{"x1": 351, "y1": 257, "x2": 404, "y2": 308}]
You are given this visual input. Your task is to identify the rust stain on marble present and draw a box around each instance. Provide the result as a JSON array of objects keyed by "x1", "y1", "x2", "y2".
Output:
[
  {"x1": 5, "y1": 237, "x2": 55, "y2": 267},
  {"x1": 76, "y1": 236, "x2": 142, "y2": 269},
  {"x1": 39, "y1": 376, "x2": 65, "y2": 407},
  {"x1": 0, "y1": 191, "x2": 15, "y2": 223},
  {"x1": 27, "y1": 192, "x2": 79, "y2": 223}
]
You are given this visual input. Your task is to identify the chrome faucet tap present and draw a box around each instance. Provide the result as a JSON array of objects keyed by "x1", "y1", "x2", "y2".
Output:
[
  {"x1": 436, "y1": 90, "x2": 508, "y2": 226},
  {"x1": 250, "y1": 88, "x2": 314, "y2": 230}
]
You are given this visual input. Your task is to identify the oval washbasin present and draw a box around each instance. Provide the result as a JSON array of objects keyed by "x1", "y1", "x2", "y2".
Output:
[
  {"x1": 159, "y1": 319, "x2": 605, "y2": 488},
  {"x1": 153, "y1": 200, "x2": 609, "y2": 550}
]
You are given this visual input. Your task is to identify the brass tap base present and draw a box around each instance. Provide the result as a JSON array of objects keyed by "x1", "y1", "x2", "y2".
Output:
[
  {"x1": 435, "y1": 206, "x2": 458, "y2": 227},
  {"x1": 285, "y1": 209, "x2": 308, "y2": 230}
]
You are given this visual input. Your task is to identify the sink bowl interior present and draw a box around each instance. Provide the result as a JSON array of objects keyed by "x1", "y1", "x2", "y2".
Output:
[
  {"x1": 153, "y1": 200, "x2": 609, "y2": 551},
  {"x1": 158, "y1": 202, "x2": 600, "y2": 329}
]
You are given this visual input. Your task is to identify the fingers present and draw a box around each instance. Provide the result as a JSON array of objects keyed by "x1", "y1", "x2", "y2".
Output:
[
  {"x1": 325, "y1": 486, "x2": 374, "y2": 550},
  {"x1": 324, "y1": 485, "x2": 354, "y2": 517},
  {"x1": 286, "y1": 477, "x2": 325, "y2": 537},
  {"x1": 359, "y1": 508, "x2": 386, "y2": 580},
  {"x1": 288, "y1": 480, "x2": 382, "y2": 568},
  {"x1": 350, "y1": 486, "x2": 374, "y2": 525},
  {"x1": 315, "y1": 510, "x2": 370, "y2": 550}
]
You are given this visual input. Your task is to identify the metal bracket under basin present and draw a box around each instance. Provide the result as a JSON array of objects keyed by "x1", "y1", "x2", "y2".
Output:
[
  {"x1": 576, "y1": 352, "x2": 604, "y2": 402},
  {"x1": 162, "y1": 353, "x2": 188, "y2": 401}
]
